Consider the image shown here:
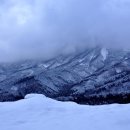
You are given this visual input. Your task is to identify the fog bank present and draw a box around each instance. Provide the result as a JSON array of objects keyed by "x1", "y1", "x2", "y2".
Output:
[{"x1": 0, "y1": 0, "x2": 130, "y2": 61}]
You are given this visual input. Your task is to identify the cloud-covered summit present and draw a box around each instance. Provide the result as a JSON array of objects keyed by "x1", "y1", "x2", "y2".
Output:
[{"x1": 0, "y1": 0, "x2": 130, "y2": 61}]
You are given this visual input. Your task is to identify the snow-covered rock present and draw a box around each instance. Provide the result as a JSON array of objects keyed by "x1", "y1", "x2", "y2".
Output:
[{"x1": 101, "y1": 48, "x2": 108, "y2": 61}]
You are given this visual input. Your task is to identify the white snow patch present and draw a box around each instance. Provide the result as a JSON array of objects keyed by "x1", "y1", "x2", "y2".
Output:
[
  {"x1": 101, "y1": 48, "x2": 108, "y2": 61},
  {"x1": 25, "y1": 94, "x2": 46, "y2": 99},
  {"x1": 11, "y1": 86, "x2": 18, "y2": 91},
  {"x1": 21, "y1": 70, "x2": 34, "y2": 76},
  {"x1": 38, "y1": 63, "x2": 49, "y2": 68},
  {"x1": 0, "y1": 94, "x2": 130, "y2": 130},
  {"x1": 43, "y1": 64, "x2": 50, "y2": 68},
  {"x1": 116, "y1": 68, "x2": 122, "y2": 73},
  {"x1": 89, "y1": 53, "x2": 95, "y2": 61}
]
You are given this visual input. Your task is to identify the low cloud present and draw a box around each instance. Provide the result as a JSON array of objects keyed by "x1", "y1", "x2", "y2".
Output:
[{"x1": 0, "y1": 0, "x2": 130, "y2": 62}]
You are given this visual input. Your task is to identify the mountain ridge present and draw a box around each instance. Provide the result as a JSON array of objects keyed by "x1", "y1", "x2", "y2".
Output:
[{"x1": 0, "y1": 47, "x2": 130, "y2": 105}]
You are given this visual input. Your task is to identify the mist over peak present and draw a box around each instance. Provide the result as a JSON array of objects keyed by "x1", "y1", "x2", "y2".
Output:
[{"x1": 0, "y1": 0, "x2": 130, "y2": 62}]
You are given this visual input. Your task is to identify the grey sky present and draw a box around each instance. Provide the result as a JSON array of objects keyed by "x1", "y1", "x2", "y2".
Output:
[{"x1": 0, "y1": 0, "x2": 130, "y2": 61}]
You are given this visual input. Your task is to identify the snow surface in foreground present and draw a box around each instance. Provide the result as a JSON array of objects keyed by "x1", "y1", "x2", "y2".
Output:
[{"x1": 0, "y1": 94, "x2": 130, "y2": 130}]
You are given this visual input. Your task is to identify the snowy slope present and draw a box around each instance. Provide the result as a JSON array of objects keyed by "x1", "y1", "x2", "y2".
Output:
[
  {"x1": 0, "y1": 47, "x2": 130, "y2": 104},
  {"x1": 0, "y1": 94, "x2": 130, "y2": 130}
]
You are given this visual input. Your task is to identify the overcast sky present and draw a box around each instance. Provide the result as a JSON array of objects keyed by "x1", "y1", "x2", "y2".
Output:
[{"x1": 0, "y1": 0, "x2": 130, "y2": 62}]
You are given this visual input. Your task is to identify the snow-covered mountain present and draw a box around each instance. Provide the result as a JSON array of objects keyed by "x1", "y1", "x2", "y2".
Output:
[{"x1": 0, "y1": 47, "x2": 130, "y2": 105}]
